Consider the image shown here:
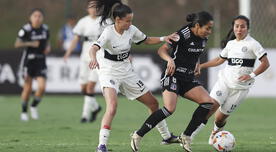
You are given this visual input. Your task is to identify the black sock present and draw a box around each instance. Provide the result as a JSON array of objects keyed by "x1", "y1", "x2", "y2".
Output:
[
  {"x1": 184, "y1": 103, "x2": 213, "y2": 136},
  {"x1": 216, "y1": 121, "x2": 226, "y2": 128},
  {"x1": 136, "y1": 107, "x2": 172, "y2": 137},
  {"x1": 22, "y1": 101, "x2": 28, "y2": 112},
  {"x1": 31, "y1": 96, "x2": 41, "y2": 107}
]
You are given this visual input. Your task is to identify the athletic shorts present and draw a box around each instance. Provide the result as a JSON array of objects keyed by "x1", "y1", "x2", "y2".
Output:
[
  {"x1": 23, "y1": 60, "x2": 47, "y2": 78},
  {"x1": 79, "y1": 59, "x2": 98, "y2": 84},
  {"x1": 98, "y1": 70, "x2": 149, "y2": 100},
  {"x1": 161, "y1": 74, "x2": 201, "y2": 97},
  {"x1": 210, "y1": 78, "x2": 249, "y2": 115}
]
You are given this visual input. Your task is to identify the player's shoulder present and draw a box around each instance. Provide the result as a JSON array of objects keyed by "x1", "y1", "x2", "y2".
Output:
[
  {"x1": 42, "y1": 24, "x2": 49, "y2": 30},
  {"x1": 245, "y1": 35, "x2": 262, "y2": 48},
  {"x1": 178, "y1": 24, "x2": 191, "y2": 40},
  {"x1": 78, "y1": 15, "x2": 90, "y2": 23},
  {"x1": 22, "y1": 23, "x2": 32, "y2": 31}
]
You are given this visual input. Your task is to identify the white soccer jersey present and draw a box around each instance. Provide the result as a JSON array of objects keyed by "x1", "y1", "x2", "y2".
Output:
[
  {"x1": 94, "y1": 24, "x2": 147, "y2": 77},
  {"x1": 73, "y1": 16, "x2": 111, "y2": 61},
  {"x1": 218, "y1": 35, "x2": 267, "y2": 89}
]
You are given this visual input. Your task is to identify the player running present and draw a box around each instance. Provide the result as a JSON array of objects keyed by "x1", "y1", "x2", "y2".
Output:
[
  {"x1": 15, "y1": 8, "x2": 51, "y2": 121},
  {"x1": 63, "y1": 0, "x2": 111, "y2": 123},
  {"x1": 89, "y1": 0, "x2": 180, "y2": 152},
  {"x1": 131, "y1": 11, "x2": 216, "y2": 152},
  {"x1": 199, "y1": 15, "x2": 270, "y2": 145}
]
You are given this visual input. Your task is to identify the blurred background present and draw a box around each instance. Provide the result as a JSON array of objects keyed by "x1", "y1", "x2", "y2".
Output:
[{"x1": 0, "y1": 0, "x2": 275, "y2": 97}]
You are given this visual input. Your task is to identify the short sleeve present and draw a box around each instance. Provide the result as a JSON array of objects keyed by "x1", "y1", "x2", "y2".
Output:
[
  {"x1": 17, "y1": 28, "x2": 27, "y2": 40},
  {"x1": 252, "y1": 41, "x2": 267, "y2": 60},
  {"x1": 93, "y1": 28, "x2": 109, "y2": 49},
  {"x1": 73, "y1": 19, "x2": 84, "y2": 36},
  {"x1": 131, "y1": 25, "x2": 147, "y2": 44},
  {"x1": 220, "y1": 43, "x2": 229, "y2": 59}
]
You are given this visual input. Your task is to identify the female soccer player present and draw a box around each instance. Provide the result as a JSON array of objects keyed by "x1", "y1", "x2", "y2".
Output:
[
  {"x1": 15, "y1": 8, "x2": 51, "y2": 121},
  {"x1": 199, "y1": 15, "x2": 270, "y2": 145},
  {"x1": 131, "y1": 11, "x2": 215, "y2": 152},
  {"x1": 63, "y1": 0, "x2": 109, "y2": 123},
  {"x1": 89, "y1": 0, "x2": 179, "y2": 151}
]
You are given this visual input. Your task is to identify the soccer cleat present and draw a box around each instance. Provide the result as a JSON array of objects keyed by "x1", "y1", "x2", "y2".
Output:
[
  {"x1": 130, "y1": 131, "x2": 142, "y2": 152},
  {"x1": 161, "y1": 133, "x2": 181, "y2": 145},
  {"x1": 30, "y1": 106, "x2": 39, "y2": 120},
  {"x1": 90, "y1": 106, "x2": 102, "y2": 122},
  {"x1": 20, "y1": 113, "x2": 29, "y2": 122},
  {"x1": 96, "y1": 144, "x2": 108, "y2": 152},
  {"x1": 80, "y1": 118, "x2": 88, "y2": 123},
  {"x1": 180, "y1": 133, "x2": 192, "y2": 152}
]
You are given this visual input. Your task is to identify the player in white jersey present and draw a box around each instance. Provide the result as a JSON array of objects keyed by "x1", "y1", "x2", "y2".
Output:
[
  {"x1": 89, "y1": 0, "x2": 180, "y2": 152},
  {"x1": 63, "y1": 1, "x2": 110, "y2": 123},
  {"x1": 199, "y1": 15, "x2": 270, "y2": 145}
]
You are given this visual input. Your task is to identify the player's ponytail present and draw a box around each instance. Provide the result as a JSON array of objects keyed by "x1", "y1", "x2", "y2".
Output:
[
  {"x1": 94, "y1": 0, "x2": 132, "y2": 25},
  {"x1": 186, "y1": 11, "x2": 213, "y2": 27},
  {"x1": 220, "y1": 15, "x2": 250, "y2": 48}
]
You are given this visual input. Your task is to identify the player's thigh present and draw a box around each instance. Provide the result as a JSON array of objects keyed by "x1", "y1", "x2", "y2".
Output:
[
  {"x1": 136, "y1": 91, "x2": 159, "y2": 111},
  {"x1": 184, "y1": 86, "x2": 213, "y2": 104},
  {"x1": 210, "y1": 80, "x2": 229, "y2": 106},
  {"x1": 120, "y1": 73, "x2": 149, "y2": 100},
  {"x1": 220, "y1": 89, "x2": 249, "y2": 115}
]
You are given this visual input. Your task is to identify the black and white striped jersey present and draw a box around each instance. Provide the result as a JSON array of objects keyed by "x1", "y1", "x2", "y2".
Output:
[
  {"x1": 168, "y1": 24, "x2": 208, "y2": 80},
  {"x1": 17, "y1": 23, "x2": 50, "y2": 59}
]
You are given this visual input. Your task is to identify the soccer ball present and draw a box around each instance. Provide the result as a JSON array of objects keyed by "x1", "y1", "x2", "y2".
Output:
[{"x1": 212, "y1": 131, "x2": 236, "y2": 152}]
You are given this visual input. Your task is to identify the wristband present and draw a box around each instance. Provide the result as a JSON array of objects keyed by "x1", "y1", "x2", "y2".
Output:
[
  {"x1": 160, "y1": 36, "x2": 165, "y2": 42},
  {"x1": 249, "y1": 72, "x2": 256, "y2": 78}
]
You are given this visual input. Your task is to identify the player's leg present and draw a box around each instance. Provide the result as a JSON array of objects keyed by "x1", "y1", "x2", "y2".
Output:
[
  {"x1": 180, "y1": 86, "x2": 214, "y2": 152},
  {"x1": 30, "y1": 76, "x2": 46, "y2": 120},
  {"x1": 20, "y1": 75, "x2": 33, "y2": 121},
  {"x1": 96, "y1": 87, "x2": 118, "y2": 152}
]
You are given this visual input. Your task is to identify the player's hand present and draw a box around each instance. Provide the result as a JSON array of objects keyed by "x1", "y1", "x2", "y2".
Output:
[
  {"x1": 89, "y1": 58, "x2": 99, "y2": 69},
  {"x1": 165, "y1": 33, "x2": 180, "y2": 44},
  {"x1": 194, "y1": 64, "x2": 201, "y2": 77},
  {"x1": 238, "y1": 74, "x2": 251, "y2": 82},
  {"x1": 31, "y1": 41, "x2": 40, "y2": 48},
  {"x1": 166, "y1": 58, "x2": 175, "y2": 76}
]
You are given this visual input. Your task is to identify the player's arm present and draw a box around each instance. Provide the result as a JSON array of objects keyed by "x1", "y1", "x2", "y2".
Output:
[
  {"x1": 63, "y1": 35, "x2": 80, "y2": 61},
  {"x1": 239, "y1": 55, "x2": 270, "y2": 81},
  {"x1": 44, "y1": 41, "x2": 51, "y2": 55},
  {"x1": 158, "y1": 43, "x2": 175, "y2": 76},
  {"x1": 200, "y1": 57, "x2": 226, "y2": 69},
  {"x1": 89, "y1": 44, "x2": 100, "y2": 69},
  {"x1": 144, "y1": 33, "x2": 178, "y2": 45},
  {"x1": 14, "y1": 38, "x2": 39, "y2": 48}
]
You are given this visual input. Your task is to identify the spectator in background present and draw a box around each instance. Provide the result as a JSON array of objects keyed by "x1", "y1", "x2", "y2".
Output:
[
  {"x1": 58, "y1": 15, "x2": 81, "y2": 53},
  {"x1": 14, "y1": 8, "x2": 51, "y2": 121}
]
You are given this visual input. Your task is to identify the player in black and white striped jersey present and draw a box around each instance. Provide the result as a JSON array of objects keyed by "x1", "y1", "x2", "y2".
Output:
[
  {"x1": 15, "y1": 8, "x2": 51, "y2": 121},
  {"x1": 199, "y1": 15, "x2": 270, "y2": 145},
  {"x1": 132, "y1": 11, "x2": 216, "y2": 152}
]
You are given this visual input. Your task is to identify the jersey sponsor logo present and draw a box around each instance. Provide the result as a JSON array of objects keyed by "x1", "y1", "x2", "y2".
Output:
[
  {"x1": 231, "y1": 58, "x2": 244, "y2": 64},
  {"x1": 117, "y1": 52, "x2": 130, "y2": 61},
  {"x1": 188, "y1": 48, "x2": 204, "y2": 52},
  {"x1": 189, "y1": 42, "x2": 195, "y2": 46}
]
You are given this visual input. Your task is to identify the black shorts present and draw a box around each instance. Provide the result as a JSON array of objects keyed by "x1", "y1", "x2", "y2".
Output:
[
  {"x1": 23, "y1": 60, "x2": 47, "y2": 78},
  {"x1": 161, "y1": 75, "x2": 201, "y2": 97}
]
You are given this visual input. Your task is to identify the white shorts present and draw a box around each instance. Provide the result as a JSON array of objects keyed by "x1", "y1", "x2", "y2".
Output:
[
  {"x1": 98, "y1": 70, "x2": 149, "y2": 100},
  {"x1": 78, "y1": 60, "x2": 98, "y2": 84},
  {"x1": 210, "y1": 79, "x2": 249, "y2": 115}
]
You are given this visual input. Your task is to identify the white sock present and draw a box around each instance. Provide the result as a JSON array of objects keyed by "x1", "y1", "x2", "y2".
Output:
[
  {"x1": 99, "y1": 128, "x2": 110, "y2": 146},
  {"x1": 89, "y1": 96, "x2": 99, "y2": 112},
  {"x1": 81, "y1": 96, "x2": 92, "y2": 119},
  {"x1": 191, "y1": 123, "x2": 206, "y2": 140},
  {"x1": 156, "y1": 120, "x2": 171, "y2": 140}
]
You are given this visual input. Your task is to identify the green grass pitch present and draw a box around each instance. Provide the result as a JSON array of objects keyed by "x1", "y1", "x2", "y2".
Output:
[{"x1": 0, "y1": 95, "x2": 275, "y2": 152}]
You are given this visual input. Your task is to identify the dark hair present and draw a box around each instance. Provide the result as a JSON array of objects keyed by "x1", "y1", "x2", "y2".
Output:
[
  {"x1": 186, "y1": 11, "x2": 213, "y2": 27},
  {"x1": 220, "y1": 15, "x2": 250, "y2": 48},
  {"x1": 94, "y1": 0, "x2": 132, "y2": 25},
  {"x1": 29, "y1": 8, "x2": 45, "y2": 17}
]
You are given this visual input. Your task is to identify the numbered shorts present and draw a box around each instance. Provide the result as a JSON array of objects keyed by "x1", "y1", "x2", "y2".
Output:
[
  {"x1": 79, "y1": 60, "x2": 98, "y2": 84},
  {"x1": 210, "y1": 79, "x2": 249, "y2": 115},
  {"x1": 98, "y1": 71, "x2": 149, "y2": 100},
  {"x1": 161, "y1": 74, "x2": 201, "y2": 97}
]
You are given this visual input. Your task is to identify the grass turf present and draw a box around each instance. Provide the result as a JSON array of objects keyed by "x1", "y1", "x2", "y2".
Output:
[{"x1": 0, "y1": 95, "x2": 275, "y2": 152}]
